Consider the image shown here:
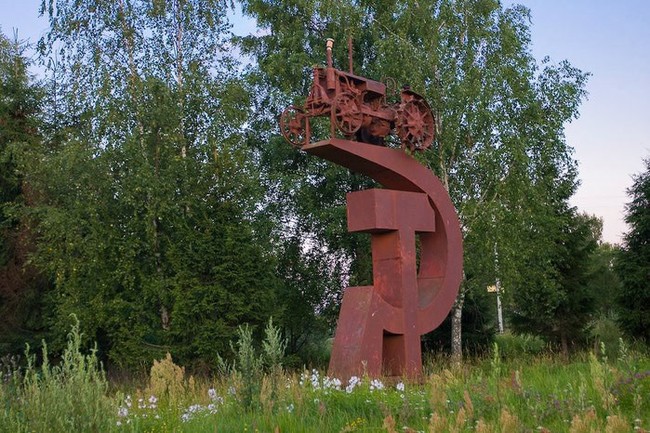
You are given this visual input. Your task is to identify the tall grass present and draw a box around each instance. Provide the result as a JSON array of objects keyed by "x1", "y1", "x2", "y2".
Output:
[
  {"x1": 0, "y1": 317, "x2": 116, "y2": 433},
  {"x1": 1, "y1": 323, "x2": 649, "y2": 433}
]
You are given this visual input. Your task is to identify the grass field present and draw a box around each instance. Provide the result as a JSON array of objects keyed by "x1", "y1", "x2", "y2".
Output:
[{"x1": 1, "y1": 323, "x2": 648, "y2": 432}]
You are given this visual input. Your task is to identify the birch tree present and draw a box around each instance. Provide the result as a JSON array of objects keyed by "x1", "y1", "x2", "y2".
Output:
[{"x1": 25, "y1": 0, "x2": 280, "y2": 367}]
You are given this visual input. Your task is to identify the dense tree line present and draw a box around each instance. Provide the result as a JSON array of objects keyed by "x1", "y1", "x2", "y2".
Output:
[
  {"x1": 0, "y1": 0, "x2": 645, "y2": 370},
  {"x1": 0, "y1": 30, "x2": 50, "y2": 355}
]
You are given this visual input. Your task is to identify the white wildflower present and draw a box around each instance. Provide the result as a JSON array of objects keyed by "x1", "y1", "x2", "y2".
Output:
[
  {"x1": 346, "y1": 375, "x2": 361, "y2": 393},
  {"x1": 310, "y1": 369, "x2": 320, "y2": 389},
  {"x1": 181, "y1": 404, "x2": 209, "y2": 423},
  {"x1": 370, "y1": 378, "x2": 384, "y2": 391},
  {"x1": 323, "y1": 376, "x2": 342, "y2": 390}
]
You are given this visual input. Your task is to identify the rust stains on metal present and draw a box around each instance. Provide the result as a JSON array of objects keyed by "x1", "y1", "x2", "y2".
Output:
[
  {"x1": 280, "y1": 40, "x2": 461, "y2": 380},
  {"x1": 303, "y1": 139, "x2": 463, "y2": 380}
]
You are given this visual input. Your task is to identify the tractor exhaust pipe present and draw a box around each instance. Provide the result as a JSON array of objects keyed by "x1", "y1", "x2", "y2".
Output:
[{"x1": 326, "y1": 38, "x2": 335, "y2": 89}]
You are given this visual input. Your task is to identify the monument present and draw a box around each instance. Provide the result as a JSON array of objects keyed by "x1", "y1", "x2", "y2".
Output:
[{"x1": 280, "y1": 39, "x2": 463, "y2": 380}]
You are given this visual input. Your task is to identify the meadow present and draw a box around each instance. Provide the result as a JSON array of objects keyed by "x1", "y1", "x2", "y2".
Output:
[{"x1": 1, "y1": 321, "x2": 648, "y2": 433}]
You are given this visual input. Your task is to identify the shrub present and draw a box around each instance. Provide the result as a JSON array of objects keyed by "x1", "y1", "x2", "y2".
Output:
[
  {"x1": 494, "y1": 332, "x2": 547, "y2": 358},
  {"x1": 147, "y1": 352, "x2": 190, "y2": 406},
  {"x1": 588, "y1": 315, "x2": 624, "y2": 357},
  {"x1": 0, "y1": 317, "x2": 116, "y2": 432},
  {"x1": 218, "y1": 318, "x2": 287, "y2": 412},
  {"x1": 233, "y1": 323, "x2": 262, "y2": 410}
]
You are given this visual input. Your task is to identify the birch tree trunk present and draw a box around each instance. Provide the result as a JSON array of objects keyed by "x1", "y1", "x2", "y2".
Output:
[
  {"x1": 441, "y1": 163, "x2": 464, "y2": 362},
  {"x1": 451, "y1": 303, "x2": 462, "y2": 362},
  {"x1": 451, "y1": 285, "x2": 464, "y2": 363}
]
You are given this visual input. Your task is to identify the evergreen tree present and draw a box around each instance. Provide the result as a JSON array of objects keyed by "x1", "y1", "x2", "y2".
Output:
[
  {"x1": 510, "y1": 212, "x2": 601, "y2": 355},
  {"x1": 0, "y1": 29, "x2": 48, "y2": 354},
  {"x1": 614, "y1": 157, "x2": 650, "y2": 343}
]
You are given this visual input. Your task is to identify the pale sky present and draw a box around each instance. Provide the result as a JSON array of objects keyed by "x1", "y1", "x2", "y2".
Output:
[
  {"x1": 1, "y1": 1, "x2": 647, "y2": 245},
  {"x1": 503, "y1": 0, "x2": 650, "y2": 245}
]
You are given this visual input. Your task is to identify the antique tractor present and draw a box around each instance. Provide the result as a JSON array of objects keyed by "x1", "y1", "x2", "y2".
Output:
[{"x1": 279, "y1": 38, "x2": 435, "y2": 152}]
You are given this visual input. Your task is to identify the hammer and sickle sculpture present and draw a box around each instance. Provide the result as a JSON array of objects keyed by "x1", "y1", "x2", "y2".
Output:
[{"x1": 280, "y1": 39, "x2": 463, "y2": 380}]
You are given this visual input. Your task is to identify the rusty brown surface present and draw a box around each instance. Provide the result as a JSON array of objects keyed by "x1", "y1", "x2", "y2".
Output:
[
  {"x1": 301, "y1": 139, "x2": 463, "y2": 380},
  {"x1": 279, "y1": 40, "x2": 435, "y2": 152}
]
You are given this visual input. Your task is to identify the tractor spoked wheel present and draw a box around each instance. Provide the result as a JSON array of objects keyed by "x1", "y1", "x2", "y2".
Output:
[
  {"x1": 396, "y1": 99, "x2": 435, "y2": 151},
  {"x1": 332, "y1": 92, "x2": 363, "y2": 137},
  {"x1": 280, "y1": 106, "x2": 308, "y2": 148}
]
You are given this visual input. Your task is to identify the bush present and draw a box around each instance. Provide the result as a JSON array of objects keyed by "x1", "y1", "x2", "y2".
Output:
[
  {"x1": 147, "y1": 352, "x2": 190, "y2": 406},
  {"x1": 588, "y1": 314, "x2": 624, "y2": 357},
  {"x1": 218, "y1": 318, "x2": 287, "y2": 412},
  {"x1": 494, "y1": 332, "x2": 547, "y2": 358}
]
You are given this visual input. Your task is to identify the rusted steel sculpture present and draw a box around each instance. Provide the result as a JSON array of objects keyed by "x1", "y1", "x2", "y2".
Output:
[
  {"x1": 280, "y1": 38, "x2": 435, "y2": 152},
  {"x1": 280, "y1": 40, "x2": 462, "y2": 380}
]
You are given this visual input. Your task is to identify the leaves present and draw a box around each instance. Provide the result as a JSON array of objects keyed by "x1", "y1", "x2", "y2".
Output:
[
  {"x1": 15, "y1": 0, "x2": 281, "y2": 368},
  {"x1": 1, "y1": 0, "x2": 607, "y2": 366},
  {"x1": 0, "y1": 32, "x2": 48, "y2": 354},
  {"x1": 240, "y1": 0, "x2": 590, "y2": 353},
  {"x1": 614, "y1": 156, "x2": 650, "y2": 342}
]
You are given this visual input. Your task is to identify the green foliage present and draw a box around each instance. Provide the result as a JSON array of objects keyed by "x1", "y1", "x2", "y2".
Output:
[
  {"x1": 18, "y1": 1, "x2": 281, "y2": 368},
  {"x1": 614, "y1": 156, "x2": 650, "y2": 344},
  {"x1": 2, "y1": 0, "x2": 603, "y2": 370},
  {"x1": 0, "y1": 317, "x2": 115, "y2": 433},
  {"x1": 231, "y1": 324, "x2": 263, "y2": 410},
  {"x1": 0, "y1": 30, "x2": 48, "y2": 356},
  {"x1": 262, "y1": 317, "x2": 287, "y2": 372},
  {"x1": 494, "y1": 332, "x2": 547, "y2": 359},
  {"x1": 587, "y1": 314, "x2": 624, "y2": 358},
  {"x1": 589, "y1": 242, "x2": 622, "y2": 316},
  {"x1": 2, "y1": 324, "x2": 650, "y2": 432},
  {"x1": 225, "y1": 318, "x2": 287, "y2": 411},
  {"x1": 510, "y1": 212, "x2": 602, "y2": 353},
  {"x1": 611, "y1": 348, "x2": 650, "y2": 417},
  {"x1": 239, "y1": 0, "x2": 590, "y2": 357},
  {"x1": 423, "y1": 278, "x2": 496, "y2": 356},
  {"x1": 274, "y1": 236, "x2": 342, "y2": 365}
]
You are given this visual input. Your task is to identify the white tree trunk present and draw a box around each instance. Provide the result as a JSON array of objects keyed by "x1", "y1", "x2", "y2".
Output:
[
  {"x1": 451, "y1": 286, "x2": 465, "y2": 363},
  {"x1": 451, "y1": 303, "x2": 462, "y2": 362}
]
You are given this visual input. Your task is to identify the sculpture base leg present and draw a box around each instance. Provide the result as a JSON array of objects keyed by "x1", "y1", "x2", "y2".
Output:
[
  {"x1": 328, "y1": 285, "x2": 421, "y2": 381},
  {"x1": 328, "y1": 286, "x2": 383, "y2": 380}
]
